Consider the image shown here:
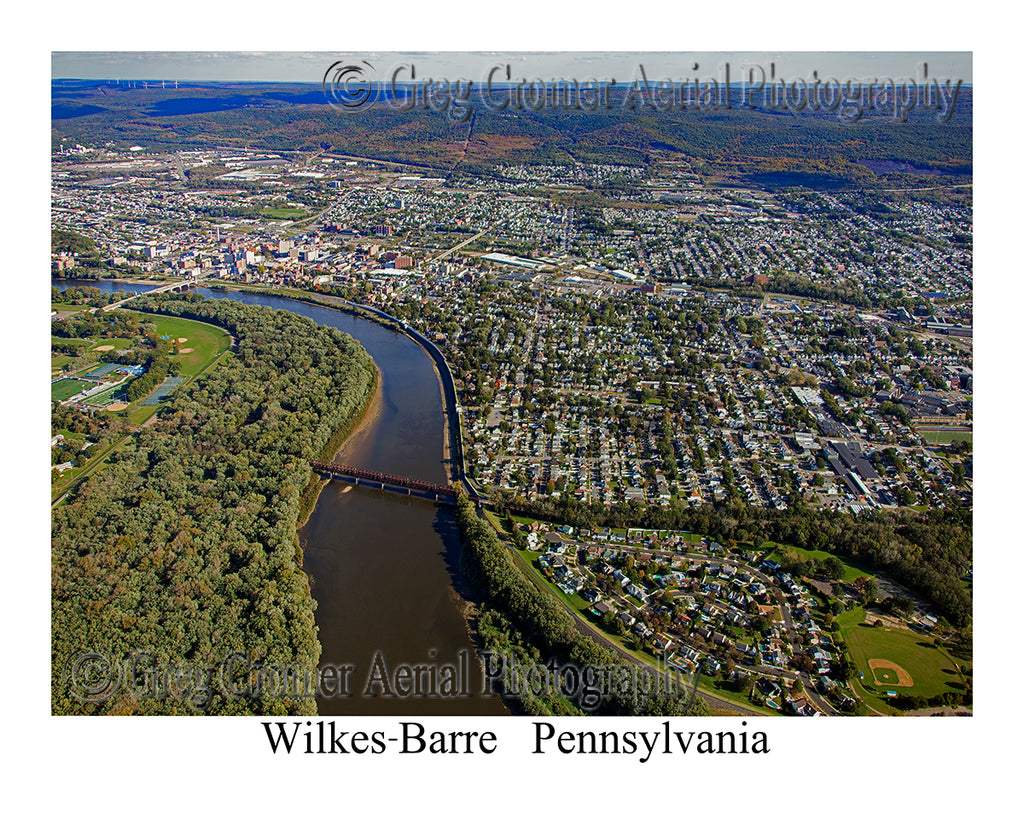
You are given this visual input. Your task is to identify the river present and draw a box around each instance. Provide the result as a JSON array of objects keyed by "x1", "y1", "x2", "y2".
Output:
[{"x1": 52, "y1": 279, "x2": 508, "y2": 716}]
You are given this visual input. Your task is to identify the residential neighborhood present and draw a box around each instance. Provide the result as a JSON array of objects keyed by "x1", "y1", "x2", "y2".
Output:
[{"x1": 52, "y1": 137, "x2": 972, "y2": 719}]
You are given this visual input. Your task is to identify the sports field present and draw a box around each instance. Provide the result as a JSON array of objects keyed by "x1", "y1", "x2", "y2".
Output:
[
  {"x1": 838, "y1": 608, "x2": 964, "y2": 701},
  {"x1": 260, "y1": 206, "x2": 309, "y2": 220},
  {"x1": 51, "y1": 378, "x2": 88, "y2": 401},
  {"x1": 52, "y1": 307, "x2": 234, "y2": 502},
  {"x1": 133, "y1": 312, "x2": 231, "y2": 378},
  {"x1": 918, "y1": 428, "x2": 972, "y2": 444},
  {"x1": 142, "y1": 377, "x2": 186, "y2": 405},
  {"x1": 88, "y1": 337, "x2": 133, "y2": 352},
  {"x1": 81, "y1": 384, "x2": 124, "y2": 408}
]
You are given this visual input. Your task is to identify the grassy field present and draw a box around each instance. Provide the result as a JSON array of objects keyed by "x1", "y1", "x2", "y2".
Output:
[
  {"x1": 87, "y1": 337, "x2": 134, "y2": 352},
  {"x1": 763, "y1": 541, "x2": 871, "y2": 582},
  {"x1": 50, "y1": 355, "x2": 78, "y2": 374},
  {"x1": 260, "y1": 206, "x2": 309, "y2": 220},
  {"x1": 122, "y1": 314, "x2": 231, "y2": 426},
  {"x1": 51, "y1": 335, "x2": 92, "y2": 346},
  {"x1": 51, "y1": 378, "x2": 89, "y2": 401},
  {"x1": 135, "y1": 312, "x2": 231, "y2": 378},
  {"x1": 918, "y1": 428, "x2": 973, "y2": 444},
  {"x1": 837, "y1": 607, "x2": 966, "y2": 708}
]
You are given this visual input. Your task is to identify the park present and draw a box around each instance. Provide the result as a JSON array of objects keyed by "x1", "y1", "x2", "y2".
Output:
[
  {"x1": 51, "y1": 304, "x2": 231, "y2": 499},
  {"x1": 837, "y1": 606, "x2": 968, "y2": 712}
]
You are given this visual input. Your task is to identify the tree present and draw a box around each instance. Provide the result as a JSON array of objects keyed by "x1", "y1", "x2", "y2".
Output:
[
  {"x1": 862, "y1": 578, "x2": 878, "y2": 604},
  {"x1": 821, "y1": 555, "x2": 845, "y2": 581}
]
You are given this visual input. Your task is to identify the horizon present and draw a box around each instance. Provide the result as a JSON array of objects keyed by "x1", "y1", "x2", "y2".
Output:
[{"x1": 52, "y1": 51, "x2": 973, "y2": 85}]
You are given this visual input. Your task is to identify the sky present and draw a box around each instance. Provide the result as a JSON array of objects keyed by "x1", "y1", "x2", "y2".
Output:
[{"x1": 51, "y1": 51, "x2": 973, "y2": 85}]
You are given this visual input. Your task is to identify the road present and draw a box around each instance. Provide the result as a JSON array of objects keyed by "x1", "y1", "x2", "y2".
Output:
[
  {"x1": 101, "y1": 271, "x2": 214, "y2": 312},
  {"x1": 424, "y1": 228, "x2": 488, "y2": 265}
]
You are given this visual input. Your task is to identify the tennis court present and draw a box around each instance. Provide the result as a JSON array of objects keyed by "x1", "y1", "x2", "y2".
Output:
[{"x1": 142, "y1": 376, "x2": 186, "y2": 405}]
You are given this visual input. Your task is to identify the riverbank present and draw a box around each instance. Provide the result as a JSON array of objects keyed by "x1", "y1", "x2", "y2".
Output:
[
  {"x1": 57, "y1": 277, "x2": 503, "y2": 715},
  {"x1": 52, "y1": 294, "x2": 379, "y2": 715},
  {"x1": 296, "y1": 363, "x2": 382, "y2": 532},
  {"x1": 207, "y1": 283, "x2": 470, "y2": 490}
]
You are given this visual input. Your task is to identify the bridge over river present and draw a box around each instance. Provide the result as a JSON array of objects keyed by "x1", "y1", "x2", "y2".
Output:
[
  {"x1": 309, "y1": 461, "x2": 460, "y2": 505},
  {"x1": 100, "y1": 272, "x2": 214, "y2": 312}
]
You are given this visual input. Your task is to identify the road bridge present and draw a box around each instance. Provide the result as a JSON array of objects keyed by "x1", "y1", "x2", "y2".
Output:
[{"x1": 101, "y1": 272, "x2": 214, "y2": 312}]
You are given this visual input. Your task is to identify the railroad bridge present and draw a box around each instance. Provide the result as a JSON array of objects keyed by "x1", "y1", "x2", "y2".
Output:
[{"x1": 309, "y1": 461, "x2": 460, "y2": 505}]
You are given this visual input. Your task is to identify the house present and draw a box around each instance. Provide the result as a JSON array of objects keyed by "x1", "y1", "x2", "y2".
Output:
[
  {"x1": 625, "y1": 582, "x2": 648, "y2": 601},
  {"x1": 669, "y1": 645, "x2": 700, "y2": 673},
  {"x1": 633, "y1": 621, "x2": 654, "y2": 639},
  {"x1": 757, "y1": 678, "x2": 783, "y2": 709},
  {"x1": 616, "y1": 611, "x2": 636, "y2": 629},
  {"x1": 786, "y1": 695, "x2": 820, "y2": 716}
]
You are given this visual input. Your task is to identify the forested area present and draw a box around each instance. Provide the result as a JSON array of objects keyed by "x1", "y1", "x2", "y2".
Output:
[
  {"x1": 458, "y1": 496, "x2": 709, "y2": 716},
  {"x1": 52, "y1": 295, "x2": 377, "y2": 714},
  {"x1": 52, "y1": 227, "x2": 97, "y2": 256},
  {"x1": 489, "y1": 491, "x2": 971, "y2": 629},
  {"x1": 52, "y1": 84, "x2": 971, "y2": 184},
  {"x1": 51, "y1": 306, "x2": 146, "y2": 340}
]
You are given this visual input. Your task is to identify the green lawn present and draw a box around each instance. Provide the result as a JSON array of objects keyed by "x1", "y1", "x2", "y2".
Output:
[
  {"x1": 918, "y1": 428, "x2": 972, "y2": 444},
  {"x1": 134, "y1": 312, "x2": 231, "y2": 378},
  {"x1": 515, "y1": 548, "x2": 591, "y2": 610},
  {"x1": 50, "y1": 355, "x2": 78, "y2": 374},
  {"x1": 51, "y1": 378, "x2": 89, "y2": 401},
  {"x1": 764, "y1": 542, "x2": 870, "y2": 583},
  {"x1": 838, "y1": 607, "x2": 966, "y2": 704},
  {"x1": 260, "y1": 206, "x2": 309, "y2": 220},
  {"x1": 51, "y1": 335, "x2": 92, "y2": 346}
]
